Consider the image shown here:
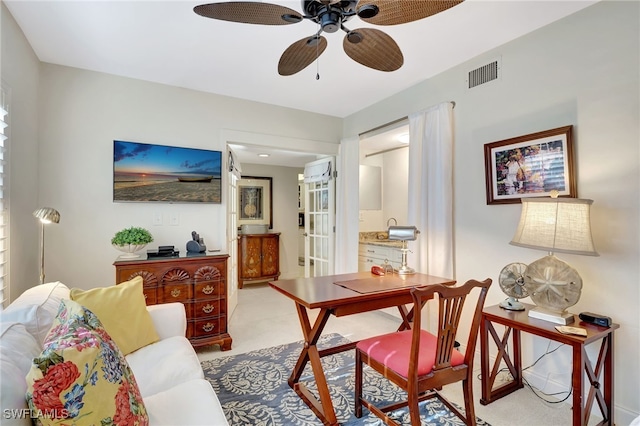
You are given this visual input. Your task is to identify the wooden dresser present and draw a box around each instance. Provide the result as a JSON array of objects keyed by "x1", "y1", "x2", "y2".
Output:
[
  {"x1": 114, "y1": 253, "x2": 231, "y2": 350},
  {"x1": 237, "y1": 233, "x2": 280, "y2": 288}
]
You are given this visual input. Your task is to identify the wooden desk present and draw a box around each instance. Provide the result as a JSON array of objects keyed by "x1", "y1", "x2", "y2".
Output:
[
  {"x1": 480, "y1": 304, "x2": 619, "y2": 426},
  {"x1": 269, "y1": 272, "x2": 455, "y2": 426}
]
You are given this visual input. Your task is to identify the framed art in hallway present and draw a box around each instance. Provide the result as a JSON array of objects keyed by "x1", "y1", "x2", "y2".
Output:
[
  {"x1": 483, "y1": 125, "x2": 576, "y2": 205},
  {"x1": 238, "y1": 176, "x2": 273, "y2": 229}
]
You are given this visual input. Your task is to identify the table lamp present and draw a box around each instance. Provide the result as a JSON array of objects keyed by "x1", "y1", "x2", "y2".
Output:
[
  {"x1": 33, "y1": 207, "x2": 60, "y2": 284},
  {"x1": 388, "y1": 225, "x2": 420, "y2": 275},
  {"x1": 510, "y1": 193, "x2": 597, "y2": 324}
]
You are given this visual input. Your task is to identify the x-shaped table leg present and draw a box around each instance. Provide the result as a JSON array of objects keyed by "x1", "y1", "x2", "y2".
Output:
[{"x1": 288, "y1": 304, "x2": 338, "y2": 425}]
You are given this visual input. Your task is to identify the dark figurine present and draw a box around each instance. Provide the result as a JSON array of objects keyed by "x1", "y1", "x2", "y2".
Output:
[{"x1": 186, "y1": 230, "x2": 206, "y2": 253}]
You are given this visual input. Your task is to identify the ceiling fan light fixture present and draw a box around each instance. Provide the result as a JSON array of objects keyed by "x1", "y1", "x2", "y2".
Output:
[
  {"x1": 196, "y1": 0, "x2": 457, "y2": 76},
  {"x1": 319, "y1": 11, "x2": 341, "y2": 33},
  {"x1": 356, "y1": 4, "x2": 379, "y2": 19}
]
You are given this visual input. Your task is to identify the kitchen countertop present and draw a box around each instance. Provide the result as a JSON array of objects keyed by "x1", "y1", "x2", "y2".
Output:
[{"x1": 359, "y1": 231, "x2": 404, "y2": 248}]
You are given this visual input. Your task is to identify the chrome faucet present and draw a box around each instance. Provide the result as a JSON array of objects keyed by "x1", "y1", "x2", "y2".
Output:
[{"x1": 386, "y1": 217, "x2": 398, "y2": 227}]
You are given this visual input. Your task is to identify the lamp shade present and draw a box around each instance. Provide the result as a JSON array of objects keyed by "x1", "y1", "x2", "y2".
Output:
[
  {"x1": 510, "y1": 197, "x2": 597, "y2": 256},
  {"x1": 33, "y1": 207, "x2": 61, "y2": 224}
]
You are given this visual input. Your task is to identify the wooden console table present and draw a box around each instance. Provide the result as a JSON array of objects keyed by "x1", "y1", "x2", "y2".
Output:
[
  {"x1": 480, "y1": 303, "x2": 618, "y2": 426},
  {"x1": 114, "y1": 253, "x2": 232, "y2": 350}
]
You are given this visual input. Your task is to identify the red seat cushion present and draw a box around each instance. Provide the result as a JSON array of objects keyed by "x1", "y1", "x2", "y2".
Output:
[{"x1": 356, "y1": 330, "x2": 465, "y2": 378}]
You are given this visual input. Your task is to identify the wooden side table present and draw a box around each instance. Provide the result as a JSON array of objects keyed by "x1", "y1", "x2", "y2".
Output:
[{"x1": 480, "y1": 303, "x2": 618, "y2": 426}]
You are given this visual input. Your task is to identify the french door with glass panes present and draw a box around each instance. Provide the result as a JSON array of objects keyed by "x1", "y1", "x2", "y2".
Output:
[{"x1": 303, "y1": 157, "x2": 335, "y2": 278}]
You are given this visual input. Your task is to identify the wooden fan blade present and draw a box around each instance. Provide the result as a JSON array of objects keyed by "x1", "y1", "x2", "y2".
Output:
[
  {"x1": 194, "y1": 2, "x2": 302, "y2": 25},
  {"x1": 357, "y1": 0, "x2": 464, "y2": 26},
  {"x1": 278, "y1": 36, "x2": 328, "y2": 76},
  {"x1": 343, "y1": 28, "x2": 403, "y2": 72}
]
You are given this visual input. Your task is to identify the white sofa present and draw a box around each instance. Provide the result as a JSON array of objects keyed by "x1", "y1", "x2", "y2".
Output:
[{"x1": 0, "y1": 282, "x2": 228, "y2": 425}]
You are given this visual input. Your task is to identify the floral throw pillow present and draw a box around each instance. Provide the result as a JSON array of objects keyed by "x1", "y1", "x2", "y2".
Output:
[{"x1": 25, "y1": 299, "x2": 148, "y2": 426}]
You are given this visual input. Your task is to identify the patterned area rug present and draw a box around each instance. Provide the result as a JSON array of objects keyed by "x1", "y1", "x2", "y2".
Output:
[{"x1": 201, "y1": 334, "x2": 491, "y2": 425}]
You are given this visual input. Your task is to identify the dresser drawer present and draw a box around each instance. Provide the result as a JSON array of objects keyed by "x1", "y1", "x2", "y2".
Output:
[
  {"x1": 194, "y1": 280, "x2": 223, "y2": 299},
  {"x1": 188, "y1": 317, "x2": 226, "y2": 339},
  {"x1": 161, "y1": 283, "x2": 192, "y2": 303},
  {"x1": 114, "y1": 253, "x2": 231, "y2": 350},
  {"x1": 192, "y1": 299, "x2": 224, "y2": 318},
  {"x1": 359, "y1": 244, "x2": 390, "y2": 259}
]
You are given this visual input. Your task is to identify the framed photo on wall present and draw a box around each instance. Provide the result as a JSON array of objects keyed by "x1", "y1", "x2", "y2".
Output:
[
  {"x1": 238, "y1": 176, "x2": 273, "y2": 229},
  {"x1": 113, "y1": 140, "x2": 222, "y2": 203},
  {"x1": 484, "y1": 125, "x2": 576, "y2": 205}
]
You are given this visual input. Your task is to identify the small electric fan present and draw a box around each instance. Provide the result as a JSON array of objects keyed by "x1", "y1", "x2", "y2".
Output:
[{"x1": 498, "y1": 262, "x2": 530, "y2": 311}]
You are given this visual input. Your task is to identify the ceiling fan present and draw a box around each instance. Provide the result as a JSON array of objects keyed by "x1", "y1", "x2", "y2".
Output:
[{"x1": 194, "y1": 0, "x2": 464, "y2": 76}]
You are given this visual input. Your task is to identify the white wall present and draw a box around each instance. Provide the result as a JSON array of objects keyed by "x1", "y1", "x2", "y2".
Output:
[
  {"x1": 382, "y1": 147, "x2": 409, "y2": 226},
  {"x1": 358, "y1": 151, "x2": 383, "y2": 231},
  {"x1": 1, "y1": 3, "x2": 41, "y2": 299},
  {"x1": 344, "y1": 1, "x2": 639, "y2": 422},
  {"x1": 33, "y1": 64, "x2": 341, "y2": 289},
  {"x1": 239, "y1": 163, "x2": 302, "y2": 280}
]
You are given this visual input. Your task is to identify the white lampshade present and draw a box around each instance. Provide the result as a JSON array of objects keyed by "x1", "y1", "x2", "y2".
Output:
[{"x1": 510, "y1": 197, "x2": 598, "y2": 256}]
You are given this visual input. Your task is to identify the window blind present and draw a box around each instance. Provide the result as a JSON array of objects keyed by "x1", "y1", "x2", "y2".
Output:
[
  {"x1": 303, "y1": 160, "x2": 332, "y2": 183},
  {"x1": 0, "y1": 85, "x2": 9, "y2": 309}
]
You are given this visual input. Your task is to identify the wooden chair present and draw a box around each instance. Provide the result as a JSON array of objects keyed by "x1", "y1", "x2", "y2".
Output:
[{"x1": 354, "y1": 278, "x2": 492, "y2": 426}]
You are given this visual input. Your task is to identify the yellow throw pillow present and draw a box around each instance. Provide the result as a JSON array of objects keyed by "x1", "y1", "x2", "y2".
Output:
[
  {"x1": 25, "y1": 299, "x2": 148, "y2": 425},
  {"x1": 70, "y1": 276, "x2": 159, "y2": 355}
]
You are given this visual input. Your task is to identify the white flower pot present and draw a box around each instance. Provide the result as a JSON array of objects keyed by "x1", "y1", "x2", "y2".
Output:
[{"x1": 113, "y1": 243, "x2": 148, "y2": 259}]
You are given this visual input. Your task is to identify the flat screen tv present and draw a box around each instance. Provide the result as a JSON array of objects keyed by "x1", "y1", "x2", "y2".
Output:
[{"x1": 113, "y1": 140, "x2": 222, "y2": 203}]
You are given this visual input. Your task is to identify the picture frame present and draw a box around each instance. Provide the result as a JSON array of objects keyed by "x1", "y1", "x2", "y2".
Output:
[
  {"x1": 238, "y1": 176, "x2": 273, "y2": 229},
  {"x1": 113, "y1": 140, "x2": 222, "y2": 203},
  {"x1": 484, "y1": 125, "x2": 576, "y2": 205}
]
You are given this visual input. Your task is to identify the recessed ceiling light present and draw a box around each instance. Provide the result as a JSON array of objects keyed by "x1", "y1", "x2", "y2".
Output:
[
  {"x1": 258, "y1": 153, "x2": 270, "y2": 158},
  {"x1": 397, "y1": 133, "x2": 410, "y2": 144}
]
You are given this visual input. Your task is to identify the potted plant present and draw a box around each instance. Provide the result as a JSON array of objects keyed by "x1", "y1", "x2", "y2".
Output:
[{"x1": 111, "y1": 226, "x2": 154, "y2": 259}]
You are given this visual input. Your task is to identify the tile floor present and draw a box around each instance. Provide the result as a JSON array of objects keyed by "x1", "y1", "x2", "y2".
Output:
[{"x1": 197, "y1": 282, "x2": 594, "y2": 426}]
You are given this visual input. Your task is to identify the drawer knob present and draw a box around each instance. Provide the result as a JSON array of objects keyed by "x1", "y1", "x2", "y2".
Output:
[
  {"x1": 202, "y1": 323, "x2": 215, "y2": 332},
  {"x1": 202, "y1": 285, "x2": 215, "y2": 295},
  {"x1": 171, "y1": 288, "x2": 181, "y2": 298},
  {"x1": 202, "y1": 304, "x2": 215, "y2": 314}
]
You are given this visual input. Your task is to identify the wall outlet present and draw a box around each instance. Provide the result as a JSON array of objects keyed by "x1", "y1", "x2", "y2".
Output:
[
  {"x1": 152, "y1": 212, "x2": 163, "y2": 226},
  {"x1": 169, "y1": 213, "x2": 179, "y2": 226}
]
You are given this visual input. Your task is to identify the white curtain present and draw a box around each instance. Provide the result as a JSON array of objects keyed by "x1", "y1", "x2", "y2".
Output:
[
  {"x1": 335, "y1": 136, "x2": 360, "y2": 274},
  {"x1": 407, "y1": 102, "x2": 454, "y2": 279}
]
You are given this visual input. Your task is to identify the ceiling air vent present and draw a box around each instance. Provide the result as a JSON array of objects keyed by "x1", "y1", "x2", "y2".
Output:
[{"x1": 468, "y1": 58, "x2": 500, "y2": 89}]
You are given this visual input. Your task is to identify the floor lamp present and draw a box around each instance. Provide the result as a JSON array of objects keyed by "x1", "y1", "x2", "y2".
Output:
[{"x1": 33, "y1": 207, "x2": 60, "y2": 284}]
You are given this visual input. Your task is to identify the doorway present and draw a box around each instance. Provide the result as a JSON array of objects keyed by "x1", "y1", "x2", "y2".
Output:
[
  {"x1": 222, "y1": 130, "x2": 339, "y2": 286},
  {"x1": 359, "y1": 121, "x2": 410, "y2": 234}
]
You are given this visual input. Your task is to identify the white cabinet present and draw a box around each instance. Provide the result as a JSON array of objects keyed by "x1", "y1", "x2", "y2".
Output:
[{"x1": 358, "y1": 243, "x2": 402, "y2": 272}]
